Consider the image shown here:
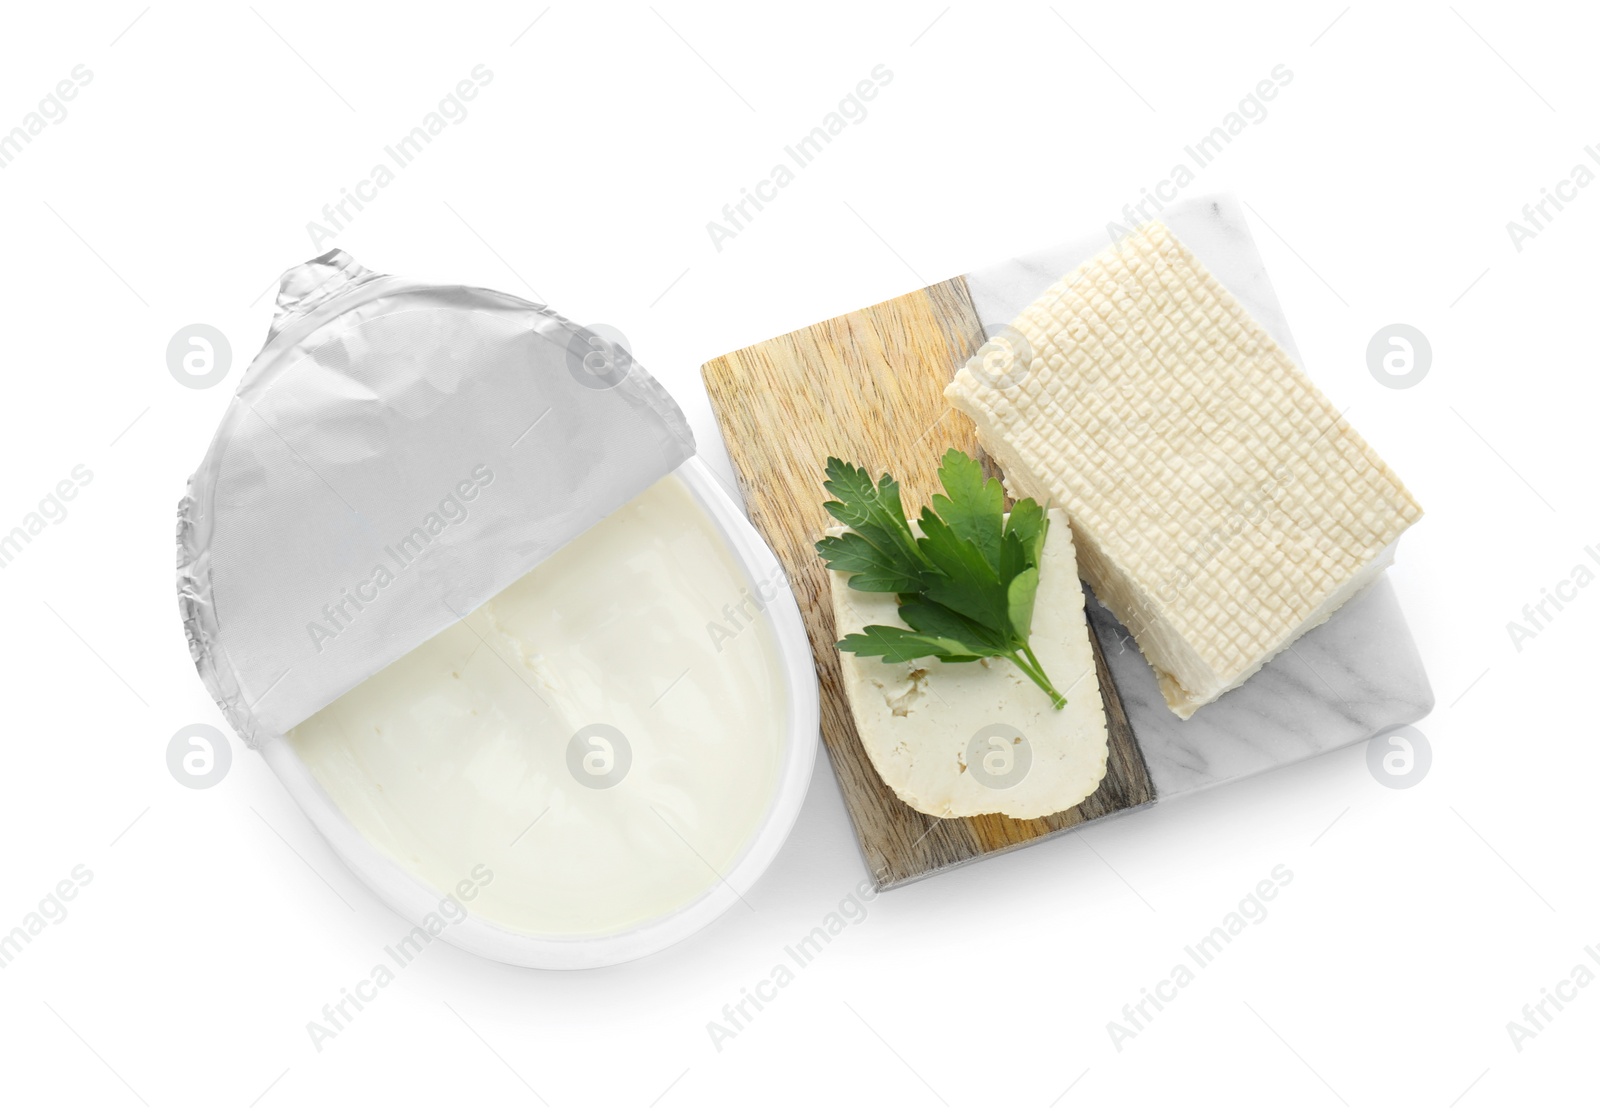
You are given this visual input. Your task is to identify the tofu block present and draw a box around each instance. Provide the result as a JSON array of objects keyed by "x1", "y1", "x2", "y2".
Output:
[
  {"x1": 946, "y1": 221, "x2": 1422, "y2": 718},
  {"x1": 828, "y1": 510, "x2": 1108, "y2": 820}
]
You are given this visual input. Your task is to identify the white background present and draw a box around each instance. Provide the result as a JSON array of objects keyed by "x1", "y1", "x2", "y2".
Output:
[{"x1": 0, "y1": 1, "x2": 1593, "y2": 1111}]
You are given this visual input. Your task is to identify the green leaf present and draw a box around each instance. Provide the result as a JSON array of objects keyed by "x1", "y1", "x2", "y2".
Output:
[
  {"x1": 996, "y1": 529, "x2": 1029, "y2": 606},
  {"x1": 814, "y1": 533, "x2": 923, "y2": 594},
  {"x1": 928, "y1": 449, "x2": 1004, "y2": 570},
  {"x1": 897, "y1": 597, "x2": 1009, "y2": 658},
  {"x1": 1006, "y1": 566, "x2": 1040, "y2": 643},
  {"x1": 1005, "y1": 497, "x2": 1048, "y2": 569},
  {"x1": 819, "y1": 457, "x2": 924, "y2": 580},
  {"x1": 837, "y1": 626, "x2": 978, "y2": 664},
  {"x1": 917, "y1": 515, "x2": 1011, "y2": 635}
]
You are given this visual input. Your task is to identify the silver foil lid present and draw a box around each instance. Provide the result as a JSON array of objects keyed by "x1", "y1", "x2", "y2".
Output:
[{"x1": 178, "y1": 250, "x2": 695, "y2": 747}]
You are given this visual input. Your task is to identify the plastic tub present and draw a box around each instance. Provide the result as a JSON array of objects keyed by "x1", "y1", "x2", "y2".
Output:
[{"x1": 258, "y1": 456, "x2": 818, "y2": 968}]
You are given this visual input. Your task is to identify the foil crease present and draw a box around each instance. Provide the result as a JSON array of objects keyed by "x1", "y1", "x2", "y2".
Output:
[{"x1": 177, "y1": 250, "x2": 695, "y2": 747}]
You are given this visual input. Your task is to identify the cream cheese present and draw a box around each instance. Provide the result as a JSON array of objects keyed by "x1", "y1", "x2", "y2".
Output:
[{"x1": 287, "y1": 473, "x2": 787, "y2": 938}]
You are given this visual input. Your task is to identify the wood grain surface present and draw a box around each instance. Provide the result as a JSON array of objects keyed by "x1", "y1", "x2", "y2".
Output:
[{"x1": 701, "y1": 277, "x2": 1155, "y2": 889}]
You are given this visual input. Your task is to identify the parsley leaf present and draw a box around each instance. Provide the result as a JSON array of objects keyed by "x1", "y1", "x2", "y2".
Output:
[{"x1": 816, "y1": 448, "x2": 1066, "y2": 708}]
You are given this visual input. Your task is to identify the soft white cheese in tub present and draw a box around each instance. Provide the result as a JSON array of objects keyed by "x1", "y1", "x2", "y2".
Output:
[{"x1": 286, "y1": 473, "x2": 785, "y2": 937}]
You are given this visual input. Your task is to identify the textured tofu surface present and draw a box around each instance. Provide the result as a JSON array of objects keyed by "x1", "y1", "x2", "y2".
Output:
[
  {"x1": 946, "y1": 222, "x2": 1422, "y2": 717},
  {"x1": 828, "y1": 510, "x2": 1109, "y2": 820}
]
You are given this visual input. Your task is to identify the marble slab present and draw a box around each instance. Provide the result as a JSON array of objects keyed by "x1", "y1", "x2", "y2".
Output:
[
  {"x1": 1086, "y1": 577, "x2": 1430, "y2": 798},
  {"x1": 961, "y1": 194, "x2": 1433, "y2": 800}
]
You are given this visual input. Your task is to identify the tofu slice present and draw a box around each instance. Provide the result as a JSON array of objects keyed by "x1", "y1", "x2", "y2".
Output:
[
  {"x1": 946, "y1": 221, "x2": 1423, "y2": 717},
  {"x1": 828, "y1": 509, "x2": 1108, "y2": 820}
]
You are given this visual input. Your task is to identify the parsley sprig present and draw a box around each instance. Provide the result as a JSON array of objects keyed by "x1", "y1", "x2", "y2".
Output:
[{"x1": 815, "y1": 448, "x2": 1066, "y2": 708}]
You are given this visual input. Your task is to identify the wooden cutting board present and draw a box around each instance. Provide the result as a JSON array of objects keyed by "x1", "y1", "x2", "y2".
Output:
[{"x1": 701, "y1": 276, "x2": 1155, "y2": 890}]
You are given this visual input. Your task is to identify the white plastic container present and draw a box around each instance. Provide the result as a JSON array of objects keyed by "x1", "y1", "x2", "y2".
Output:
[{"x1": 179, "y1": 252, "x2": 818, "y2": 967}]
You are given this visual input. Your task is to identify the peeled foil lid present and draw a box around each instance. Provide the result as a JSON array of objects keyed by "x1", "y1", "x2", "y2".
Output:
[{"x1": 177, "y1": 250, "x2": 696, "y2": 747}]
